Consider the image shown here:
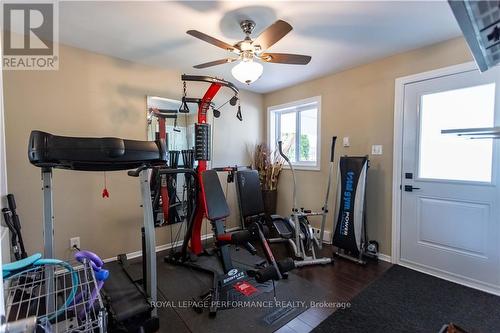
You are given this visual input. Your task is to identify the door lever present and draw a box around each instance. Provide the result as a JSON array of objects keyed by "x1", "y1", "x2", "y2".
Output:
[{"x1": 404, "y1": 185, "x2": 421, "y2": 192}]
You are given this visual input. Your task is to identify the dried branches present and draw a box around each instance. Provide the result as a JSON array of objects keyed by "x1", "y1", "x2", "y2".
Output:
[{"x1": 253, "y1": 143, "x2": 290, "y2": 191}]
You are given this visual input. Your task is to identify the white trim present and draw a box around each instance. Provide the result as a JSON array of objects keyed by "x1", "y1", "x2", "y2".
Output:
[
  {"x1": 103, "y1": 226, "x2": 239, "y2": 263},
  {"x1": 399, "y1": 259, "x2": 500, "y2": 296},
  {"x1": 0, "y1": 32, "x2": 6, "y2": 317},
  {"x1": 267, "y1": 96, "x2": 322, "y2": 171},
  {"x1": 391, "y1": 61, "x2": 478, "y2": 265},
  {"x1": 377, "y1": 253, "x2": 392, "y2": 263}
]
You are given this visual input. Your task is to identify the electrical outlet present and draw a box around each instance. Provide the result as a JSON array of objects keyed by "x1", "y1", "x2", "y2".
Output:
[
  {"x1": 70, "y1": 237, "x2": 80, "y2": 250},
  {"x1": 311, "y1": 228, "x2": 332, "y2": 243},
  {"x1": 342, "y1": 137, "x2": 350, "y2": 147},
  {"x1": 371, "y1": 144, "x2": 383, "y2": 155}
]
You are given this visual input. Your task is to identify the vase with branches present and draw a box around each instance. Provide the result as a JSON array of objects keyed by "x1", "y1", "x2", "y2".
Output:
[{"x1": 253, "y1": 142, "x2": 291, "y2": 214}]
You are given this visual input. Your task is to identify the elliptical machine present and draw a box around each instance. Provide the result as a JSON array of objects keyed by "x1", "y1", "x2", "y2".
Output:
[{"x1": 270, "y1": 137, "x2": 337, "y2": 266}]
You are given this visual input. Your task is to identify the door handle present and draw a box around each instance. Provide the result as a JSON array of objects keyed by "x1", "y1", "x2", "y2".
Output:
[{"x1": 404, "y1": 185, "x2": 421, "y2": 192}]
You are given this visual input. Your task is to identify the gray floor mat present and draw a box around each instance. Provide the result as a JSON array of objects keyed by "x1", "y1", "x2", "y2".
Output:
[
  {"x1": 154, "y1": 246, "x2": 333, "y2": 333},
  {"x1": 312, "y1": 265, "x2": 500, "y2": 333}
]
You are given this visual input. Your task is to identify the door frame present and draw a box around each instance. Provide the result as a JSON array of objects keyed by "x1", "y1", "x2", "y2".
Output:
[{"x1": 390, "y1": 61, "x2": 500, "y2": 293}]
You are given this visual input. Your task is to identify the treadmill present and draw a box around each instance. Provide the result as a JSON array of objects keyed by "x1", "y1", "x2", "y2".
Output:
[{"x1": 28, "y1": 130, "x2": 167, "y2": 332}]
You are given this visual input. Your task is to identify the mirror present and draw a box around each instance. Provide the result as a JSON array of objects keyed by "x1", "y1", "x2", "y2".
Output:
[
  {"x1": 146, "y1": 96, "x2": 205, "y2": 167},
  {"x1": 146, "y1": 96, "x2": 205, "y2": 226}
]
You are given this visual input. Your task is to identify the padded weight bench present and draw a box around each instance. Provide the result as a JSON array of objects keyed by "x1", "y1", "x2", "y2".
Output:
[
  {"x1": 235, "y1": 170, "x2": 294, "y2": 239},
  {"x1": 178, "y1": 170, "x2": 293, "y2": 316}
]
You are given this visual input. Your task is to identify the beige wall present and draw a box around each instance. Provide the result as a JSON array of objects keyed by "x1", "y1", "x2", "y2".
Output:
[
  {"x1": 263, "y1": 37, "x2": 473, "y2": 256},
  {"x1": 3, "y1": 36, "x2": 475, "y2": 260},
  {"x1": 3, "y1": 43, "x2": 264, "y2": 260}
]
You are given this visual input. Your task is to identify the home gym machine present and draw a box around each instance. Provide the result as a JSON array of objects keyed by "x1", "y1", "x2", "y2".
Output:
[
  {"x1": 28, "y1": 130, "x2": 168, "y2": 332},
  {"x1": 268, "y1": 137, "x2": 337, "y2": 266},
  {"x1": 166, "y1": 75, "x2": 293, "y2": 316},
  {"x1": 332, "y1": 155, "x2": 378, "y2": 264}
]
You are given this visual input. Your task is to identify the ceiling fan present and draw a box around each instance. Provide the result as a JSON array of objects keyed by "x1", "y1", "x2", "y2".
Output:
[{"x1": 187, "y1": 19, "x2": 311, "y2": 84}]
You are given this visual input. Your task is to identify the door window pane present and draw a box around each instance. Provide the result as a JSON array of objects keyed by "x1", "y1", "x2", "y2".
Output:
[
  {"x1": 418, "y1": 83, "x2": 495, "y2": 182},
  {"x1": 299, "y1": 109, "x2": 318, "y2": 162}
]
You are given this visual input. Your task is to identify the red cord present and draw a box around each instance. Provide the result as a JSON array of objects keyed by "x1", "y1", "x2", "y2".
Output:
[{"x1": 102, "y1": 172, "x2": 109, "y2": 198}]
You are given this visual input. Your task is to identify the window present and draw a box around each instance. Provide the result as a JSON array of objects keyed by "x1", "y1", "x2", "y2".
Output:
[
  {"x1": 268, "y1": 96, "x2": 321, "y2": 170},
  {"x1": 418, "y1": 83, "x2": 495, "y2": 182}
]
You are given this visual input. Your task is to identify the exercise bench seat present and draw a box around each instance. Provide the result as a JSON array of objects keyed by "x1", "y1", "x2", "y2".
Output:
[
  {"x1": 202, "y1": 170, "x2": 231, "y2": 221},
  {"x1": 235, "y1": 170, "x2": 294, "y2": 239}
]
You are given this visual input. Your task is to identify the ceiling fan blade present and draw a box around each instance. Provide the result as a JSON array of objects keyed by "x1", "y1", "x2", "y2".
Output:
[
  {"x1": 193, "y1": 58, "x2": 237, "y2": 69},
  {"x1": 252, "y1": 20, "x2": 293, "y2": 51},
  {"x1": 187, "y1": 30, "x2": 237, "y2": 51},
  {"x1": 260, "y1": 53, "x2": 311, "y2": 65}
]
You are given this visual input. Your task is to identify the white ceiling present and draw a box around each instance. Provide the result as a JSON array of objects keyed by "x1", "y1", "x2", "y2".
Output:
[{"x1": 57, "y1": 1, "x2": 462, "y2": 93}]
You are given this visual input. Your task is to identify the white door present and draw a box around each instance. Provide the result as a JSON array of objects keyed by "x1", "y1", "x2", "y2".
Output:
[{"x1": 400, "y1": 66, "x2": 500, "y2": 293}]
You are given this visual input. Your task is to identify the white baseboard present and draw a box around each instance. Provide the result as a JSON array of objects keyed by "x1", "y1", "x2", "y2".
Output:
[
  {"x1": 322, "y1": 230, "x2": 332, "y2": 244},
  {"x1": 377, "y1": 253, "x2": 392, "y2": 263},
  {"x1": 399, "y1": 259, "x2": 500, "y2": 296},
  {"x1": 103, "y1": 226, "x2": 240, "y2": 263}
]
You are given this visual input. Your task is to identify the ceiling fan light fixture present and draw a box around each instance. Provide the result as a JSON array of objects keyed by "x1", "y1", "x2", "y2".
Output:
[
  {"x1": 231, "y1": 59, "x2": 263, "y2": 85},
  {"x1": 239, "y1": 40, "x2": 253, "y2": 51}
]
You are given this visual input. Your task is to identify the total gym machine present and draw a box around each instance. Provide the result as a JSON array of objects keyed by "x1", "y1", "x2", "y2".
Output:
[
  {"x1": 269, "y1": 137, "x2": 337, "y2": 267},
  {"x1": 332, "y1": 155, "x2": 378, "y2": 264},
  {"x1": 165, "y1": 75, "x2": 292, "y2": 316}
]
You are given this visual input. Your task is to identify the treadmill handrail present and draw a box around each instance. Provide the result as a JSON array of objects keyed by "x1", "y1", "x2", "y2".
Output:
[{"x1": 128, "y1": 165, "x2": 149, "y2": 177}]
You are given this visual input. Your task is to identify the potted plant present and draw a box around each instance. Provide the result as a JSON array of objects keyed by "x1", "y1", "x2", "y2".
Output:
[{"x1": 253, "y1": 143, "x2": 287, "y2": 215}]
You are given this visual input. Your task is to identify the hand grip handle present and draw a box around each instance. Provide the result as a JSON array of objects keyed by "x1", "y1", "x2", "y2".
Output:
[
  {"x1": 127, "y1": 165, "x2": 148, "y2": 177},
  {"x1": 217, "y1": 230, "x2": 254, "y2": 244},
  {"x1": 254, "y1": 265, "x2": 280, "y2": 283},
  {"x1": 277, "y1": 258, "x2": 295, "y2": 273},
  {"x1": 254, "y1": 258, "x2": 295, "y2": 283},
  {"x1": 330, "y1": 136, "x2": 337, "y2": 162},
  {"x1": 277, "y1": 141, "x2": 289, "y2": 162},
  {"x1": 7, "y1": 194, "x2": 16, "y2": 210},
  {"x1": 2, "y1": 208, "x2": 15, "y2": 231},
  {"x1": 236, "y1": 105, "x2": 242, "y2": 121}
]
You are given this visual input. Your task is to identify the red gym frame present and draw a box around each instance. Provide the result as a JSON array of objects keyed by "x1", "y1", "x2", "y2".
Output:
[{"x1": 180, "y1": 75, "x2": 240, "y2": 255}]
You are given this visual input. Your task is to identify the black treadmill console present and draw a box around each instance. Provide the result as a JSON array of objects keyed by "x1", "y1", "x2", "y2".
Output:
[{"x1": 28, "y1": 130, "x2": 167, "y2": 171}]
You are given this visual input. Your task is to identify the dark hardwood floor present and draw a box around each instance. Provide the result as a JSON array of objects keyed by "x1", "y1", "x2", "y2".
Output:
[{"x1": 270, "y1": 244, "x2": 392, "y2": 333}]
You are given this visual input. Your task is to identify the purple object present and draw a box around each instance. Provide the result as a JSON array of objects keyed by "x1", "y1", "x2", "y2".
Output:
[
  {"x1": 75, "y1": 250, "x2": 103, "y2": 272},
  {"x1": 73, "y1": 250, "x2": 108, "y2": 318}
]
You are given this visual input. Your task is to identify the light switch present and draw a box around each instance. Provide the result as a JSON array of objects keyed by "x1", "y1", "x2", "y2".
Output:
[
  {"x1": 371, "y1": 145, "x2": 383, "y2": 155},
  {"x1": 343, "y1": 137, "x2": 350, "y2": 147}
]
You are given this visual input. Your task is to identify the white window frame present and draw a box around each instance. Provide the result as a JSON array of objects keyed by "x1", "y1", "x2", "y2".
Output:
[{"x1": 267, "y1": 96, "x2": 321, "y2": 171}]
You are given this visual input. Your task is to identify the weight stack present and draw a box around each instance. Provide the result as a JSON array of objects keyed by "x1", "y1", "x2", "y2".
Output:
[{"x1": 195, "y1": 123, "x2": 211, "y2": 161}]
